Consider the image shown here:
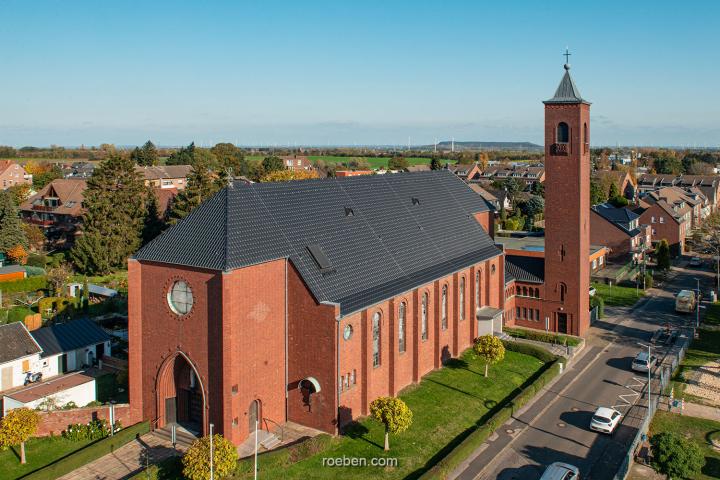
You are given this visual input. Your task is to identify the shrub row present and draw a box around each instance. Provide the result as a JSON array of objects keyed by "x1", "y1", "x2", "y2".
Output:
[
  {"x1": 22, "y1": 421, "x2": 149, "y2": 480},
  {"x1": 419, "y1": 344, "x2": 562, "y2": 479},
  {"x1": 501, "y1": 338, "x2": 564, "y2": 363},
  {"x1": 503, "y1": 327, "x2": 582, "y2": 347},
  {"x1": 0, "y1": 275, "x2": 47, "y2": 293}
]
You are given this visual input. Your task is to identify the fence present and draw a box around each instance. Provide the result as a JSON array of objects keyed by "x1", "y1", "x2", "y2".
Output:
[{"x1": 612, "y1": 332, "x2": 691, "y2": 479}]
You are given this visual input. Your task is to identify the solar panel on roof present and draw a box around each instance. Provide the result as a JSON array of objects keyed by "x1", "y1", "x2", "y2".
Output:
[{"x1": 307, "y1": 244, "x2": 334, "y2": 273}]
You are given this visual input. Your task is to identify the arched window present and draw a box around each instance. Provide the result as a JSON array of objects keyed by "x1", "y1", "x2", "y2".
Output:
[
  {"x1": 421, "y1": 293, "x2": 428, "y2": 341},
  {"x1": 523, "y1": 308, "x2": 527, "y2": 319},
  {"x1": 398, "y1": 302, "x2": 406, "y2": 353},
  {"x1": 560, "y1": 283, "x2": 567, "y2": 303},
  {"x1": 583, "y1": 123, "x2": 589, "y2": 144},
  {"x1": 459, "y1": 277, "x2": 466, "y2": 321},
  {"x1": 535, "y1": 288, "x2": 540, "y2": 298},
  {"x1": 441, "y1": 285, "x2": 448, "y2": 330},
  {"x1": 557, "y1": 122, "x2": 569, "y2": 143},
  {"x1": 522, "y1": 286, "x2": 528, "y2": 297},
  {"x1": 475, "y1": 271, "x2": 480, "y2": 307},
  {"x1": 372, "y1": 312, "x2": 381, "y2": 367}
]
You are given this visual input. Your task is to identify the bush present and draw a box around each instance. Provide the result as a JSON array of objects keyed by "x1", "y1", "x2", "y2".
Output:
[
  {"x1": 503, "y1": 327, "x2": 582, "y2": 347},
  {"x1": 501, "y1": 339, "x2": 562, "y2": 363},
  {"x1": 37, "y1": 296, "x2": 80, "y2": 319},
  {"x1": 24, "y1": 266, "x2": 46, "y2": 277},
  {"x1": 61, "y1": 419, "x2": 110, "y2": 442},
  {"x1": 643, "y1": 272, "x2": 653, "y2": 289},
  {"x1": 26, "y1": 254, "x2": 48, "y2": 268},
  {"x1": 182, "y1": 434, "x2": 238, "y2": 480},
  {"x1": 651, "y1": 432, "x2": 705, "y2": 479},
  {"x1": 0, "y1": 275, "x2": 47, "y2": 293},
  {"x1": 6, "y1": 306, "x2": 34, "y2": 324}
]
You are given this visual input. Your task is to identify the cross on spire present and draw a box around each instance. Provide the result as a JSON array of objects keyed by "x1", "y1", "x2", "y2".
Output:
[{"x1": 563, "y1": 47, "x2": 571, "y2": 70}]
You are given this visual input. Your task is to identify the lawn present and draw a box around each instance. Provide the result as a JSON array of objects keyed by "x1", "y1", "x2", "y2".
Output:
[
  {"x1": 0, "y1": 436, "x2": 94, "y2": 480},
  {"x1": 232, "y1": 348, "x2": 547, "y2": 479},
  {"x1": 702, "y1": 302, "x2": 720, "y2": 326},
  {"x1": 649, "y1": 411, "x2": 720, "y2": 480},
  {"x1": 672, "y1": 328, "x2": 720, "y2": 406},
  {"x1": 592, "y1": 282, "x2": 644, "y2": 308}
]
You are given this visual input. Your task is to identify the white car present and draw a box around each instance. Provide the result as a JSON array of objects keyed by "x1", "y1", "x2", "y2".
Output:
[
  {"x1": 631, "y1": 351, "x2": 657, "y2": 373},
  {"x1": 589, "y1": 286, "x2": 597, "y2": 297},
  {"x1": 590, "y1": 407, "x2": 622, "y2": 434},
  {"x1": 540, "y1": 462, "x2": 580, "y2": 480},
  {"x1": 689, "y1": 257, "x2": 703, "y2": 267}
]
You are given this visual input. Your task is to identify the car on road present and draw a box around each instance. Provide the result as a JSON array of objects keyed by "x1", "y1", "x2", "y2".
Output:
[
  {"x1": 590, "y1": 407, "x2": 622, "y2": 434},
  {"x1": 689, "y1": 257, "x2": 703, "y2": 267},
  {"x1": 539, "y1": 462, "x2": 580, "y2": 479},
  {"x1": 631, "y1": 351, "x2": 657, "y2": 372},
  {"x1": 675, "y1": 290, "x2": 697, "y2": 313}
]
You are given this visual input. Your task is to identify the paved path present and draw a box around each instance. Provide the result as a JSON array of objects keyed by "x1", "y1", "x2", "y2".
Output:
[
  {"x1": 452, "y1": 264, "x2": 714, "y2": 480},
  {"x1": 57, "y1": 433, "x2": 183, "y2": 480},
  {"x1": 680, "y1": 400, "x2": 720, "y2": 422}
]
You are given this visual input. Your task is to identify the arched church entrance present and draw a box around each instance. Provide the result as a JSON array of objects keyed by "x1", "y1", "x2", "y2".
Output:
[{"x1": 156, "y1": 353, "x2": 206, "y2": 435}]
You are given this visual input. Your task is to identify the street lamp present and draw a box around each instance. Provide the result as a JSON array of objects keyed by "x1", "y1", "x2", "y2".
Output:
[{"x1": 638, "y1": 342, "x2": 653, "y2": 415}]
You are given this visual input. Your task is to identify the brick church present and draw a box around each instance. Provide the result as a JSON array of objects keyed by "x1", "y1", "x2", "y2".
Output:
[{"x1": 128, "y1": 62, "x2": 592, "y2": 444}]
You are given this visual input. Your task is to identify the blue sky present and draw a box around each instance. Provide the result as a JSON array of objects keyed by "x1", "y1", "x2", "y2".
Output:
[{"x1": 1, "y1": 0, "x2": 718, "y2": 147}]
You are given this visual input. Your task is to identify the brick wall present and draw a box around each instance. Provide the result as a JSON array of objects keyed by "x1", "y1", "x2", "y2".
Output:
[{"x1": 35, "y1": 404, "x2": 131, "y2": 437}]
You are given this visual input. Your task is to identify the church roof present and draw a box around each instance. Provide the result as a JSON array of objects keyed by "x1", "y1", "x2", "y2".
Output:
[
  {"x1": 544, "y1": 66, "x2": 591, "y2": 105},
  {"x1": 135, "y1": 170, "x2": 502, "y2": 316}
]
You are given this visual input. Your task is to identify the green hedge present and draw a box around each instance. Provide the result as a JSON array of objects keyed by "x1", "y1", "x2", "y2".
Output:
[
  {"x1": 419, "y1": 344, "x2": 562, "y2": 479},
  {"x1": 501, "y1": 339, "x2": 559, "y2": 363},
  {"x1": 0, "y1": 275, "x2": 47, "y2": 293},
  {"x1": 503, "y1": 327, "x2": 582, "y2": 348},
  {"x1": 21, "y1": 422, "x2": 149, "y2": 480}
]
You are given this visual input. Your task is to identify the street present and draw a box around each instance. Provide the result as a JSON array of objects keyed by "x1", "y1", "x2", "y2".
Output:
[{"x1": 456, "y1": 261, "x2": 713, "y2": 480}]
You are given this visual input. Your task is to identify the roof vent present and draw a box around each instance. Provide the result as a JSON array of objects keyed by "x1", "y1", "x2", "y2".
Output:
[
  {"x1": 306, "y1": 244, "x2": 334, "y2": 273},
  {"x1": 344, "y1": 206, "x2": 354, "y2": 217},
  {"x1": 412, "y1": 197, "x2": 420, "y2": 206}
]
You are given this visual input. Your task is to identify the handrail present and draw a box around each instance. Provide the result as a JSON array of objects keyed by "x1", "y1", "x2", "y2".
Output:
[{"x1": 262, "y1": 417, "x2": 285, "y2": 442}]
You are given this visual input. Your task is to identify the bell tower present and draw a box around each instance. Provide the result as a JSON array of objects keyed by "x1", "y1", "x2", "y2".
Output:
[{"x1": 542, "y1": 54, "x2": 591, "y2": 337}]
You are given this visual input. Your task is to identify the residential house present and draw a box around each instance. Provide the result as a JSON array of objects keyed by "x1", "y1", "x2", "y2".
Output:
[
  {"x1": 467, "y1": 184, "x2": 501, "y2": 211},
  {"x1": 3, "y1": 372, "x2": 96, "y2": 415},
  {"x1": 0, "y1": 323, "x2": 43, "y2": 392},
  {"x1": 30, "y1": 318, "x2": 112, "y2": 375},
  {"x1": 445, "y1": 163, "x2": 482, "y2": 182},
  {"x1": 405, "y1": 165, "x2": 431, "y2": 173},
  {"x1": 63, "y1": 161, "x2": 96, "y2": 179},
  {"x1": 590, "y1": 203, "x2": 651, "y2": 262},
  {"x1": 136, "y1": 165, "x2": 192, "y2": 190},
  {"x1": 644, "y1": 186, "x2": 703, "y2": 229},
  {"x1": 477, "y1": 164, "x2": 545, "y2": 186},
  {"x1": 0, "y1": 161, "x2": 32, "y2": 189},
  {"x1": 635, "y1": 196, "x2": 691, "y2": 256},
  {"x1": 280, "y1": 156, "x2": 313, "y2": 172},
  {"x1": 637, "y1": 174, "x2": 720, "y2": 211},
  {"x1": 19, "y1": 178, "x2": 87, "y2": 247}
]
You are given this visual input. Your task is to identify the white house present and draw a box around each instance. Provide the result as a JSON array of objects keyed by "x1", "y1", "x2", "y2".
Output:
[
  {"x1": 30, "y1": 318, "x2": 112, "y2": 375},
  {"x1": 0, "y1": 323, "x2": 43, "y2": 392},
  {"x1": 2, "y1": 372, "x2": 96, "y2": 415}
]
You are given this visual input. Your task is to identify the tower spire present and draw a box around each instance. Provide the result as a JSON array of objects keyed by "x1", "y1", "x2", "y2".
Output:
[{"x1": 563, "y1": 47, "x2": 571, "y2": 70}]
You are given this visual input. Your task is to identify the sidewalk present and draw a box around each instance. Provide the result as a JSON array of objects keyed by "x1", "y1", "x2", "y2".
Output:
[{"x1": 57, "y1": 433, "x2": 183, "y2": 480}]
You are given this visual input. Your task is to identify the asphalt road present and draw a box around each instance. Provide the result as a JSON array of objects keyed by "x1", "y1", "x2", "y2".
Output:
[{"x1": 460, "y1": 262, "x2": 714, "y2": 480}]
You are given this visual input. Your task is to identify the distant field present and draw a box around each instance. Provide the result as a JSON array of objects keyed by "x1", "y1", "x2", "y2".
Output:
[{"x1": 308, "y1": 156, "x2": 436, "y2": 168}]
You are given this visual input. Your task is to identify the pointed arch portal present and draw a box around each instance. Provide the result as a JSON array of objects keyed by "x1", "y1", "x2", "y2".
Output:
[{"x1": 156, "y1": 352, "x2": 206, "y2": 435}]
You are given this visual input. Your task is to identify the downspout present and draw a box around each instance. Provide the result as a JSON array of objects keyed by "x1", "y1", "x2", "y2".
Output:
[
  {"x1": 336, "y1": 314, "x2": 341, "y2": 435},
  {"x1": 285, "y1": 260, "x2": 289, "y2": 423}
]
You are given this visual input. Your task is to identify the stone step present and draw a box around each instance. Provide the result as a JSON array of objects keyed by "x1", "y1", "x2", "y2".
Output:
[
  {"x1": 260, "y1": 433, "x2": 281, "y2": 449},
  {"x1": 153, "y1": 426, "x2": 196, "y2": 448}
]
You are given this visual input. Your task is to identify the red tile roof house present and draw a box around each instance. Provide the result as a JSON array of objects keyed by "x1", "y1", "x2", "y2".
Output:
[
  {"x1": 635, "y1": 194, "x2": 692, "y2": 257},
  {"x1": 590, "y1": 203, "x2": 651, "y2": 262},
  {"x1": 446, "y1": 163, "x2": 482, "y2": 182},
  {"x1": 280, "y1": 156, "x2": 313, "y2": 172},
  {"x1": 0, "y1": 161, "x2": 32, "y2": 189},
  {"x1": 19, "y1": 178, "x2": 87, "y2": 248},
  {"x1": 637, "y1": 174, "x2": 720, "y2": 212},
  {"x1": 136, "y1": 165, "x2": 192, "y2": 190}
]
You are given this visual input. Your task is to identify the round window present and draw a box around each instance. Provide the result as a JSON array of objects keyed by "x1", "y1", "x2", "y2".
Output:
[
  {"x1": 343, "y1": 324, "x2": 353, "y2": 340},
  {"x1": 168, "y1": 280, "x2": 194, "y2": 315}
]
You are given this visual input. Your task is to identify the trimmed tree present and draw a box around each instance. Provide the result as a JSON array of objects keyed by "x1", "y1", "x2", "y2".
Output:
[
  {"x1": 0, "y1": 408, "x2": 40, "y2": 464},
  {"x1": 656, "y1": 239, "x2": 671, "y2": 271},
  {"x1": 473, "y1": 334, "x2": 506, "y2": 377},
  {"x1": 7, "y1": 244, "x2": 28, "y2": 265},
  {"x1": 262, "y1": 155, "x2": 285, "y2": 174},
  {"x1": 651, "y1": 432, "x2": 704, "y2": 479},
  {"x1": 0, "y1": 190, "x2": 27, "y2": 254},
  {"x1": 71, "y1": 154, "x2": 148, "y2": 274},
  {"x1": 369, "y1": 396, "x2": 413, "y2": 451},
  {"x1": 388, "y1": 156, "x2": 409, "y2": 170},
  {"x1": 182, "y1": 434, "x2": 238, "y2": 480}
]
